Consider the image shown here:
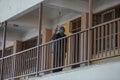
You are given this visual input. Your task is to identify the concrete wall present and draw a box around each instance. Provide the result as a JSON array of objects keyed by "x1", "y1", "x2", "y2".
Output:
[
  {"x1": 0, "y1": 9, "x2": 53, "y2": 49},
  {"x1": 94, "y1": 0, "x2": 120, "y2": 13},
  {"x1": 46, "y1": 0, "x2": 89, "y2": 13},
  {"x1": 0, "y1": 0, "x2": 43, "y2": 22},
  {"x1": 12, "y1": 13, "x2": 53, "y2": 41},
  {"x1": 0, "y1": 30, "x2": 22, "y2": 49},
  {"x1": 22, "y1": 13, "x2": 81, "y2": 40},
  {"x1": 53, "y1": 12, "x2": 81, "y2": 29},
  {"x1": 28, "y1": 61, "x2": 120, "y2": 80}
]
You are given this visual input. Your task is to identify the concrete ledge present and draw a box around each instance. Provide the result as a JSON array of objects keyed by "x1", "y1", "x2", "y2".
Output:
[{"x1": 29, "y1": 61, "x2": 120, "y2": 80}]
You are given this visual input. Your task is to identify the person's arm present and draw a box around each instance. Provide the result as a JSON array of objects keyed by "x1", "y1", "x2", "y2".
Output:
[
  {"x1": 52, "y1": 26, "x2": 58, "y2": 40},
  {"x1": 51, "y1": 26, "x2": 58, "y2": 53}
]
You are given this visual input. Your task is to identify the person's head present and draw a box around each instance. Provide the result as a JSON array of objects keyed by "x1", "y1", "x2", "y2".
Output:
[{"x1": 59, "y1": 26, "x2": 65, "y2": 34}]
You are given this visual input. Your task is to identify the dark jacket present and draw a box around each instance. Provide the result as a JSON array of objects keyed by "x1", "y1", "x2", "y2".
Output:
[{"x1": 52, "y1": 33, "x2": 68, "y2": 67}]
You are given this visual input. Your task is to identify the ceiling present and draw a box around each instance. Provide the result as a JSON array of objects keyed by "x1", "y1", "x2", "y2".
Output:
[
  {"x1": 1, "y1": 0, "x2": 117, "y2": 34},
  {"x1": 1, "y1": 0, "x2": 119, "y2": 49},
  {"x1": 31, "y1": 4, "x2": 80, "y2": 21},
  {"x1": 0, "y1": 0, "x2": 89, "y2": 49},
  {"x1": 6, "y1": 0, "x2": 83, "y2": 33}
]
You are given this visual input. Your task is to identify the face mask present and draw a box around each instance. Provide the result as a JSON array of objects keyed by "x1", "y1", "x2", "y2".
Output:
[{"x1": 59, "y1": 29, "x2": 65, "y2": 34}]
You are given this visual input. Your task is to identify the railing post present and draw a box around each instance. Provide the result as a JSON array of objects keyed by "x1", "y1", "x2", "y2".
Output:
[
  {"x1": 11, "y1": 55, "x2": 15, "y2": 80},
  {"x1": 88, "y1": 0, "x2": 93, "y2": 65},
  {"x1": 36, "y1": 2, "x2": 43, "y2": 76}
]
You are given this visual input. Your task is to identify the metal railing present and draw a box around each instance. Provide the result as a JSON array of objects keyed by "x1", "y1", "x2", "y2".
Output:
[
  {"x1": 91, "y1": 17, "x2": 120, "y2": 61},
  {"x1": 0, "y1": 18, "x2": 120, "y2": 80}
]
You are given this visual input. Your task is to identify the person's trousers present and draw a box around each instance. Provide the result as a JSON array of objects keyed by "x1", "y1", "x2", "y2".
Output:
[
  {"x1": 53, "y1": 68, "x2": 63, "y2": 73},
  {"x1": 53, "y1": 51, "x2": 64, "y2": 73}
]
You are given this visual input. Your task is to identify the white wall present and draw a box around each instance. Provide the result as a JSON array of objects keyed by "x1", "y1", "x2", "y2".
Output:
[
  {"x1": 53, "y1": 12, "x2": 81, "y2": 29},
  {"x1": 3, "y1": 12, "x2": 81, "y2": 47},
  {"x1": 94, "y1": 0, "x2": 120, "y2": 13},
  {"x1": 46, "y1": 0, "x2": 89, "y2": 13},
  {"x1": 7, "y1": 8, "x2": 53, "y2": 41},
  {"x1": 0, "y1": 30, "x2": 22, "y2": 49},
  {"x1": 0, "y1": 11, "x2": 53, "y2": 49},
  {"x1": 0, "y1": 12, "x2": 80, "y2": 49},
  {"x1": 29, "y1": 61, "x2": 120, "y2": 80},
  {"x1": 21, "y1": 17, "x2": 53, "y2": 41},
  {"x1": 0, "y1": 0, "x2": 43, "y2": 22}
]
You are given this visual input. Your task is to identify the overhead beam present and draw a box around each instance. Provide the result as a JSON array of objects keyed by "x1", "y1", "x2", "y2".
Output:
[{"x1": 45, "y1": 0, "x2": 89, "y2": 13}]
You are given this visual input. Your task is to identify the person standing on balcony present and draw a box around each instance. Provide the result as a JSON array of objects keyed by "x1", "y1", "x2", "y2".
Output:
[{"x1": 52, "y1": 26, "x2": 67, "y2": 73}]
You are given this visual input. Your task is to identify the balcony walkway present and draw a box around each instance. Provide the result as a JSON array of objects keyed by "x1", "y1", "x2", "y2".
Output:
[{"x1": 1, "y1": 18, "x2": 120, "y2": 80}]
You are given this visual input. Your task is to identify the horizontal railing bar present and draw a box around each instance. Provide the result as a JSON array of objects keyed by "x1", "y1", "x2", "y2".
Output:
[
  {"x1": 38, "y1": 29, "x2": 89, "y2": 46},
  {"x1": 0, "y1": 46, "x2": 38, "y2": 60},
  {"x1": 5, "y1": 61, "x2": 88, "y2": 80},
  {"x1": 38, "y1": 60, "x2": 88, "y2": 73},
  {"x1": 90, "y1": 53, "x2": 120, "y2": 62},
  {"x1": 0, "y1": 29, "x2": 89, "y2": 60},
  {"x1": 91, "y1": 17, "x2": 120, "y2": 30},
  {"x1": 5, "y1": 72, "x2": 37, "y2": 80}
]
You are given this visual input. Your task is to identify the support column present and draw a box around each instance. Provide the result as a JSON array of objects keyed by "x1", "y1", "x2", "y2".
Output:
[
  {"x1": 13, "y1": 40, "x2": 22, "y2": 53},
  {"x1": 2, "y1": 22, "x2": 7, "y2": 58},
  {"x1": 80, "y1": 13, "x2": 89, "y2": 67},
  {"x1": 42, "y1": 28, "x2": 52, "y2": 73},
  {"x1": 81, "y1": 13, "x2": 89, "y2": 30},
  {"x1": 1, "y1": 21, "x2": 7, "y2": 80},
  {"x1": 38, "y1": 3, "x2": 43, "y2": 45},
  {"x1": 89, "y1": 0, "x2": 93, "y2": 28},
  {"x1": 88, "y1": 0, "x2": 93, "y2": 65},
  {"x1": 42, "y1": 28, "x2": 52, "y2": 43},
  {"x1": 13, "y1": 40, "x2": 22, "y2": 79},
  {"x1": 36, "y1": 2, "x2": 43, "y2": 75}
]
